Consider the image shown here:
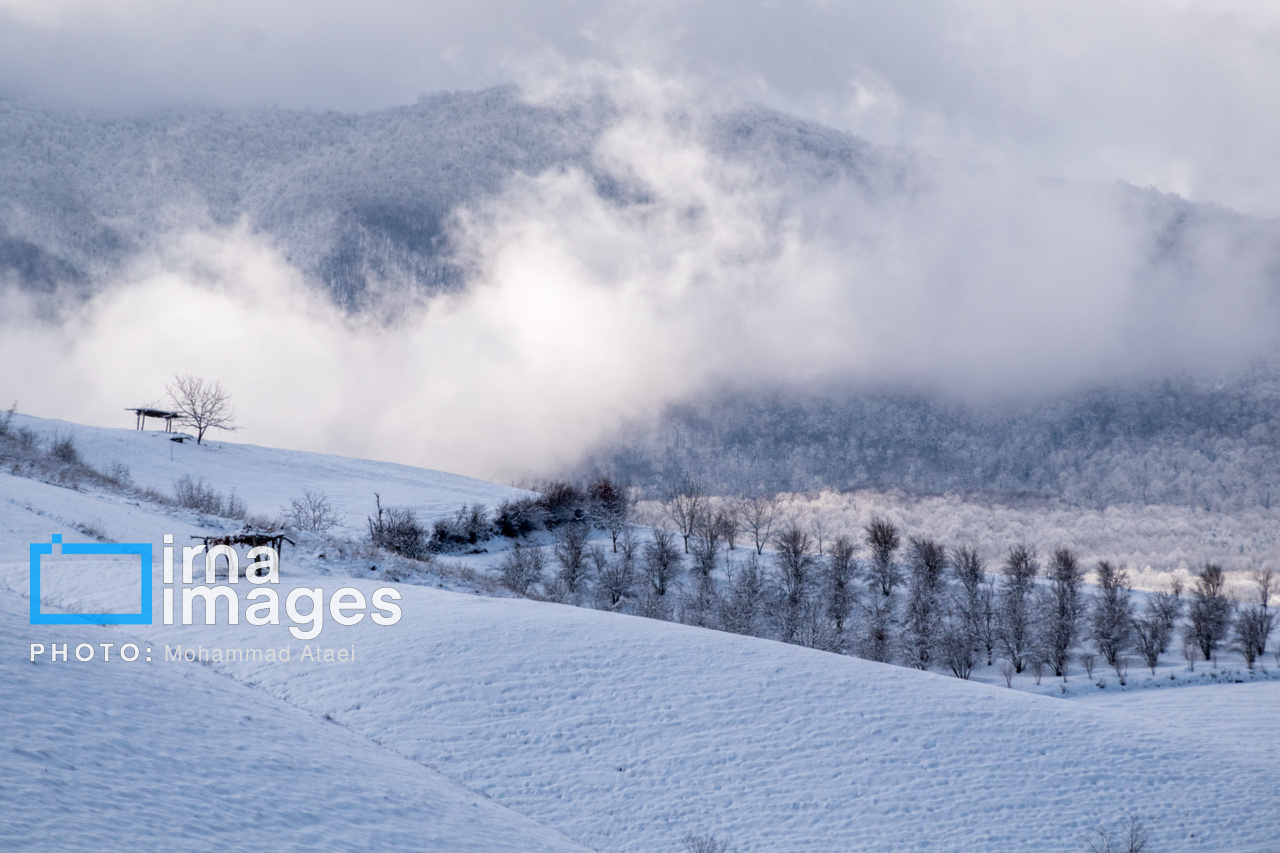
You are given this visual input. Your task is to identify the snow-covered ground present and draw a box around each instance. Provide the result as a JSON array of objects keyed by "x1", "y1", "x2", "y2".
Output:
[
  {"x1": 3, "y1": 414, "x2": 1278, "y2": 852},
  {"x1": 5, "y1": 412, "x2": 527, "y2": 537},
  {"x1": 0, "y1": 591, "x2": 592, "y2": 853}
]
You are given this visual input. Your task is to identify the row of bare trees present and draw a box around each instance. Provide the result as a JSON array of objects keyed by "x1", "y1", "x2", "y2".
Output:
[{"x1": 491, "y1": 479, "x2": 1277, "y2": 680}]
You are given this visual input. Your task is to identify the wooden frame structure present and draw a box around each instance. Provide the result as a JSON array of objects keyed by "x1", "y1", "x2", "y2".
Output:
[{"x1": 127, "y1": 407, "x2": 180, "y2": 432}]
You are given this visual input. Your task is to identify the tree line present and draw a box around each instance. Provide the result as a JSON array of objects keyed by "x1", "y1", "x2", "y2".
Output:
[{"x1": 371, "y1": 477, "x2": 1278, "y2": 680}]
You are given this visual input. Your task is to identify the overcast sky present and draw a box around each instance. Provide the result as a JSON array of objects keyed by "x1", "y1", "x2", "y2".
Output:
[{"x1": 2, "y1": 0, "x2": 1280, "y2": 216}]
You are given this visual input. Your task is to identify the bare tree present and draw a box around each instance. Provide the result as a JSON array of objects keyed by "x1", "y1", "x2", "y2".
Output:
[
  {"x1": 1187, "y1": 562, "x2": 1233, "y2": 661},
  {"x1": 719, "y1": 553, "x2": 767, "y2": 637},
  {"x1": 938, "y1": 615, "x2": 979, "y2": 679},
  {"x1": 1235, "y1": 568, "x2": 1277, "y2": 668},
  {"x1": 166, "y1": 374, "x2": 239, "y2": 445},
  {"x1": 773, "y1": 523, "x2": 816, "y2": 644},
  {"x1": 281, "y1": 489, "x2": 344, "y2": 532},
  {"x1": 737, "y1": 493, "x2": 780, "y2": 555},
  {"x1": 717, "y1": 504, "x2": 740, "y2": 551},
  {"x1": 591, "y1": 544, "x2": 634, "y2": 609},
  {"x1": 902, "y1": 537, "x2": 947, "y2": 670},
  {"x1": 1086, "y1": 817, "x2": 1148, "y2": 853},
  {"x1": 663, "y1": 478, "x2": 707, "y2": 554},
  {"x1": 861, "y1": 517, "x2": 902, "y2": 663},
  {"x1": 997, "y1": 544, "x2": 1039, "y2": 672},
  {"x1": 999, "y1": 659, "x2": 1016, "y2": 687},
  {"x1": 942, "y1": 545, "x2": 986, "y2": 676},
  {"x1": 823, "y1": 535, "x2": 859, "y2": 638},
  {"x1": 1040, "y1": 547, "x2": 1085, "y2": 677},
  {"x1": 1255, "y1": 567, "x2": 1276, "y2": 611},
  {"x1": 951, "y1": 546, "x2": 996, "y2": 666},
  {"x1": 809, "y1": 516, "x2": 828, "y2": 557},
  {"x1": 1091, "y1": 561, "x2": 1134, "y2": 667},
  {"x1": 1131, "y1": 614, "x2": 1166, "y2": 675},
  {"x1": 553, "y1": 521, "x2": 592, "y2": 602},
  {"x1": 498, "y1": 543, "x2": 546, "y2": 594},
  {"x1": 865, "y1": 517, "x2": 903, "y2": 597},
  {"x1": 1148, "y1": 577, "x2": 1183, "y2": 648},
  {"x1": 588, "y1": 475, "x2": 633, "y2": 552},
  {"x1": 1234, "y1": 606, "x2": 1273, "y2": 671},
  {"x1": 690, "y1": 510, "x2": 725, "y2": 583},
  {"x1": 642, "y1": 527, "x2": 683, "y2": 598}
]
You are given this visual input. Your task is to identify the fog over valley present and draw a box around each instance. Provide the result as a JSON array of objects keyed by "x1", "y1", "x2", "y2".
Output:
[{"x1": 1, "y1": 3, "x2": 1279, "y2": 505}]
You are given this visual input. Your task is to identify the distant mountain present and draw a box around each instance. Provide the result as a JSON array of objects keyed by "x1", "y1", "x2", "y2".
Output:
[
  {"x1": 5, "y1": 87, "x2": 1280, "y2": 509},
  {"x1": 0, "y1": 87, "x2": 599, "y2": 304},
  {"x1": 0, "y1": 87, "x2": 909, "y2": 307}
]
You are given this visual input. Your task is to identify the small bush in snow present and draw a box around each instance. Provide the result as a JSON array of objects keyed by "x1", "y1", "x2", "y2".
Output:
[
  {"x1": 681, "y1": 833, "x2": 732, "y2": 853},
  {"x1": 429, "y1": 503, "x2": 491, "y2": 552},
  {"x1": 1084, "y1": 816, "x2": 1148, "y2": 853},
  {"x1": 367, "y1": 493, "x2": 429, "y2": 560},
  {"x1": 282, "y1": 489, "x2": 344, "y2": 532},
  {"x1": 49, "y1": 433, "x2": 80, "y2": 464},
  {"x1": 494, "y1": 496, "x2": 546, "y2": 537},
  {"x1": 174, "y1": 474, "x2": 247, "y2": 519},
  {"x1": 497, "y1": 544, "x2": 546, "y2": 595}
]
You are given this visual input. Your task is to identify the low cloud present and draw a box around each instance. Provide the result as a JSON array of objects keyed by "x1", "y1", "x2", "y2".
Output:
[{"x1": 2, "y1": 78, "x2": 1277, "y2": 482}]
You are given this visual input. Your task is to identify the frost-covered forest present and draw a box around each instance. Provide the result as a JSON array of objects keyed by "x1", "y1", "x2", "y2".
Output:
[
  {"x1": 0, "y1": 86, "x2": 905, "y2": 306},
  {"x1": 581, "y1": 361, "x2": 1280, "y2": 510},
  {"x1": 5, "y1": 86, "x2": 1280, "y2": 507}
]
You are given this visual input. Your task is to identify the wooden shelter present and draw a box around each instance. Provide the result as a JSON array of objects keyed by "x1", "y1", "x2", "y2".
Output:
[{"x1": 127, "y1": 407, "x2": 180, "y2": 432}]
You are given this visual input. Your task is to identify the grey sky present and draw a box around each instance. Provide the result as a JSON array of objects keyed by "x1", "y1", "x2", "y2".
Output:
[{"x1": 2, "y1": 1, "x2": 1279, "y2": 215}]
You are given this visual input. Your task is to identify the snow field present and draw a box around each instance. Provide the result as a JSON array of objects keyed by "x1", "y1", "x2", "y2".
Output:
[
  {"x1": 166, "y1": 584, "x2": 1280, "y2": 852},
  {"x1": 4, "y1": 413, "x2": 1279, "y2": 852},
  {"x1": 0, "y1": 589, "x2": 592, "y2": 852}
]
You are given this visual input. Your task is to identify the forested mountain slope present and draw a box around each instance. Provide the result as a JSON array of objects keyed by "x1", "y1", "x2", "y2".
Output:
[
  {"x1": 5, "y1": 87, "x2": 1280, "y2": 507},
  {"x1": 584, "y1": 362, "x2": 1280, "y2": 509}
]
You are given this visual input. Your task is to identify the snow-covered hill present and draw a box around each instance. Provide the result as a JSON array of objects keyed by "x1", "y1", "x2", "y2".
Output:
[
  {"x1": 3, "y1": 414, "x2": 1278, "y2": 852},
  {"x1": 3, "y1": 411, "x2": 527, "y2": 538},
  {"x1": 0, "y1": 591, "x2": 591, "y2": 853}
]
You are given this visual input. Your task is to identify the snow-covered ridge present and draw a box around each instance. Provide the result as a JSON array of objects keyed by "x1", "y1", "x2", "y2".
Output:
[
  {"x1": 4, "y1": 411, "x2": 529, "y2": 538},
  {"x1": 3, "y1": 413, "x2": 1278, "y2": 851}
]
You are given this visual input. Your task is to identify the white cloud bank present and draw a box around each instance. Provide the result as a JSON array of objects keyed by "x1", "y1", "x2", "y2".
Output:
[{"x1": 2, "y1": 79, "x2": 1277, "y2": 480}]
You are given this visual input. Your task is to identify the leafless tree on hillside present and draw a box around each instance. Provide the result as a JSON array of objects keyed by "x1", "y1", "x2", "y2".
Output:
[
  {"x1": 902, "y1": 537, "x2": 947, "y2": 670},
  {"x1": 663, "y1": 478, "x2": 707, "y2": 554},
  {"x1": 719, "y1": 553, "x2": 767, "y2": 637},
  {"x1": 865, "y1": 517, "x2": 902, "y2": 597},
  {"x1": 1187, "y1": 562, "x2": 1233, "y2": 661},
  {"x1": 737, "y1": 493, "x2": 780, "y2": 555},
  {"x1": 1090, "y1": 561, "x2": 1134, "y2": 667},
  {"x1": 166, "y1": 374, "x2": 239, "y2": 445},
  {"x1": 553, "y1": 521, "x2": 592, "y2": 602},
  {"x1": 1085, "y1": 816, "x2": 1148, "y2": 853},
  {"x1": 1039, "y1": 547, "x2": 1085, "y2": 677},
  {"x1": 997, "y1": 544, "x2": 1039, "y2": 672},
  {"x1": 773, "y1": 524, "x2": 816, "y2": 643},
  {"x1": 281, "y1": 489, "x2": 344, "y2": 532},
  {"x1": 642, "y1": 527, "x2": 683, "y2": 598},
  {"x1": 823, "y1": 535, "x2": 859, "y2": 638}
]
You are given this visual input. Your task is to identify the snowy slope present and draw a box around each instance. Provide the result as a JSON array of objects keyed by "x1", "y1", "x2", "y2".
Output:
[
  {"x1": 4, "y1": 414, "x2": 1279, "y2": 852},
  {"x1": 157, "y1": 586, "x2": 1280, "y2": 852},
  {"x1": 0, "y1": 589, "x2": 592, "y2": 852},
  {"x1": 8, "y1": 412, "x2": 528, "y2": 534}
]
